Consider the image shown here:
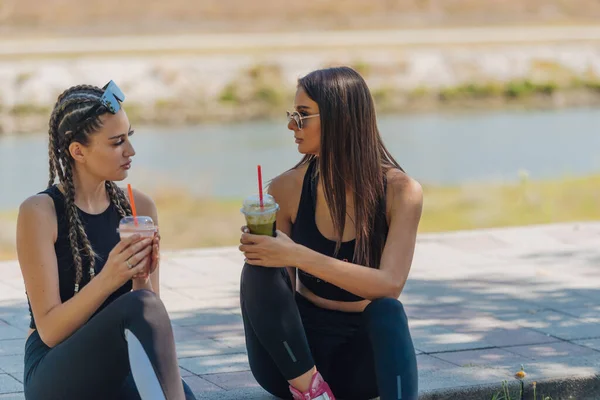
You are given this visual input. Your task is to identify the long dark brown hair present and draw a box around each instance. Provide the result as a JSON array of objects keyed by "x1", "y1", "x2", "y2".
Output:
[
  {"x1": 48, "y1": 85, "x2": 132, "y2": 293},
  {"x1": 293, "y1": 66, "x2": 403, "y2": 268}
]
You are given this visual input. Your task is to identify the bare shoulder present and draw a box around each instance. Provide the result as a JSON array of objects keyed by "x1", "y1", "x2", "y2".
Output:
[
  {"x1": 130, "y1": 188, "x2": 156, "y2": 210},
  {"x1": 127, "y1": 188, "x2": 158, "y2": 221},
  {"x1": 268, "y1": 164, "x2": 309, "y2": 220},
  {"x1": 18, "y1": 194, "x2": 57, "y2": 240},
  {"x1": 385, "y1": 168, "x2": 423, "y2": 216},
  {"x1": 268, "y1": 165, "x2": 307, "y2": 197},
  {"x1": 19, "y1": 194, "x2": 56, "y2": 221}
]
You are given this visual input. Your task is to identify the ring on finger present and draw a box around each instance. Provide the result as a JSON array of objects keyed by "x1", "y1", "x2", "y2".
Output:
[{"x1": 126, "y1": 259, "x2": 133, "y2": 269}]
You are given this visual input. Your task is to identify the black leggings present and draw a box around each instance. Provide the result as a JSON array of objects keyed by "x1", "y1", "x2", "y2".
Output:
[
  {"x1": 24, "y1": 290, "x2": 195, "y2": 400},
  {"x1": 240, "y1": 264, "x2": 418, "y2": 400}
]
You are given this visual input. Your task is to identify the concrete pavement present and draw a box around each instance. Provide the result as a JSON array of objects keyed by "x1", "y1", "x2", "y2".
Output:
[{"x1": 1, "y1": 221, "x2": 600, "y2": 399}]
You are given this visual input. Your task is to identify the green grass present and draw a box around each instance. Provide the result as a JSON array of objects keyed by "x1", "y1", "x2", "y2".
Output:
[
  {"x1": 438, "y1": 79, "x2": 562, "y2": 101},
  {"x1": 1, "y1": 174, "x2": 599, "y2": 260},
  {"x1": 219, "y1": 83, "x2": 240, "y2": 104},
  {"x1": 420, "y1": 174, "x2": 600, "y2": 232}
]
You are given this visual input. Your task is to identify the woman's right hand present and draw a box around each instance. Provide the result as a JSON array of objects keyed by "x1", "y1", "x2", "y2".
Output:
[{"x1": 98, "y1": 234, "x2": 153, "y2": 293}]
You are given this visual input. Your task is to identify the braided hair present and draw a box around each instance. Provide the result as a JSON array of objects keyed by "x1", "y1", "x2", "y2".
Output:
[{"x1": 47, "y1": 85, "x2": 132, "y2": 293}]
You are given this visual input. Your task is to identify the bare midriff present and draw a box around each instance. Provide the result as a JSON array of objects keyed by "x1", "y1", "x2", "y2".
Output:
[{"x1": 296, "y1": 279, "x2": 370, "y2": 313}]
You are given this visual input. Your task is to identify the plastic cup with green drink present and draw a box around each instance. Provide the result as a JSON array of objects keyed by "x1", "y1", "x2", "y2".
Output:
[
  {"x1": 241, "y1": 165, "x2": 279, "y2": 236},
  {"x1": 241, "y1": 193, "x2": 279, "y2": 236}
]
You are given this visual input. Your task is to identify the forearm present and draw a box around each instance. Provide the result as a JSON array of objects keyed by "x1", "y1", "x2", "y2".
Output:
[
  {"x1": 295, "y1": 247, "x2": 402, "y2": 300},
  {"x1": 36, "y1": 277, "x2": 112, "y2": 347},
  {"x1": 132, "y1": 278, "x2": 154, "y2": 293}
]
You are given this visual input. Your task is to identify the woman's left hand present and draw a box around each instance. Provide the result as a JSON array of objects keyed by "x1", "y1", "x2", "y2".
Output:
[{"x1": 239, "y1": 229, "x2": 301, "y2": 267}]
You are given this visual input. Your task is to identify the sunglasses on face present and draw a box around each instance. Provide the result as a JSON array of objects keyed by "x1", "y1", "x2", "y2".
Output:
[
  {"x1": 74, "y1": 80, "x2": 126, "y2": 127},
  {"x1": 286, "y1": 110, "x2": 320, "y2": 130}
]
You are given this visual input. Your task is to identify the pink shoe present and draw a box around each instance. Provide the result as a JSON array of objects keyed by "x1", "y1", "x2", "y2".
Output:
[{"x1": 289, "y1": 371, "x2": 335, "y2": 400}]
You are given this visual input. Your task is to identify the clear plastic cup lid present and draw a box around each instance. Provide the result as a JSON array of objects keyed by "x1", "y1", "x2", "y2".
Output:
[
  {"x1": 241, "y1": 194, "x2": 279, "y2": 215},
  {"x1": 118, "y1": 216, "x2": 155, "y2": 229}
]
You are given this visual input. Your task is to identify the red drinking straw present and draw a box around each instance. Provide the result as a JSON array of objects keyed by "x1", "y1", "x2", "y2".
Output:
[{"x1": 257, "y1": 165, "x2": 264, "y2": 208}]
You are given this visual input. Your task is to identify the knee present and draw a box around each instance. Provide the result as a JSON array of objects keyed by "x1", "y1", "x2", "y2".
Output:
[
  {"x1": 364, "y1": 298, "x2": 408, "y2": 327},
  {"x1": 117, "y1": 290, "x2": 168, "y2": 319},
  {"x1": 241, "y1": 263, "x2": 285, "y2": 295}
]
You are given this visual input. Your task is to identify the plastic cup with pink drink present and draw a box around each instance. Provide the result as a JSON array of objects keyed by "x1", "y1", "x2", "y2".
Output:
[{"x1": 117, "y1": 216, "x2": 157, "y2": 239}]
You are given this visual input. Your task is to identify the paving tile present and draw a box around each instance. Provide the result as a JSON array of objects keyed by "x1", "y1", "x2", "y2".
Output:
[
  {"x1": 201, "y1": 371, "x2": 260, "y2": 390},
  {"x1": 191, "y1": 323, "x2": 245, "y2": 339},
  {"x1": 416, "y1": 354, "x2": 457, "y2": 371},
  {"x1": 560, "y1": 305, "x2": 600, "y2": 319},
  {"x1": 504, "y1": 341, "x2": 594, "y2": 359},
  {"x1": 419, "y1": 367, "x2": 512, "y2": 392},
  {"x1": 0, "y1": 325, "x2": 23, "y2": 342},
  {"x1": 497, "y1": 310, "x2": 600, "y2": 340},
  {"x1": 525, "y1": 292, "x2": 600, "y2": 312},
  {"x1": 405, "y1": 304, "x2": 488, "y2": 322},
  {"x1": 573, "y1": 338, "x2": 600, "y2": 352},
  {"x1": 410, "y1": 321, "x2": 495, "y2": 353},
  {"x1": 0, "y1": 341, "x2": 24, "y2": 357},
  {"x1": 0, "y1": 393, "x2": 25, "y2": 399},
  {"x1": 171, "y1": 325, "x2": 204, "y2": 342},
  {"x1": 176, "y1": 338, "x2": 243, "y2": 358},
  {"x1": 173, "y1": 313, "x2": 243, "y2": 328},
  {"x1": 0, "y1": 309, "x2": 30, "y2": 333},
  {"x1": 190, "y1": 386, "x2": 276, "y2": 400},
  {"x1": 432, "y1": 348, "x2": 527, "y2": 368},
  {"x1": 0, "y1": 356, "x2": 23, "y2": 376},
  {"x1": 178, "y1": 353, "x2": 250, "y2": 375},
  {"x1": 0, "y1": 375, "x2": 21, "y2": 395},
  {"x1": 183, "y1": 375, "x2": 223, "y2": 394},
  {"x1": 473, "y1": 327, "x2": 558, "y2": 347}
]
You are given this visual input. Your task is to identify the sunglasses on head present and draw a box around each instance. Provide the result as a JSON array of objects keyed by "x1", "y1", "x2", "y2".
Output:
[{"x1": 74, "y1": 80, "x2": 126, "y2": 127}]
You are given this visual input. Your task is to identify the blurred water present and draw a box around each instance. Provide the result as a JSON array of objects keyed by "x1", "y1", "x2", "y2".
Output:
[{"x1": 1, "y1": 107, "x2": 600, "y2": 210}]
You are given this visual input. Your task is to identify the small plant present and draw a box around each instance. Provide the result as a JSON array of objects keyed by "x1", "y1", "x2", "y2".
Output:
[
  {"x1": 372, "y1": 86, "x2": 394, "y2": 105},
  {"x1": 219, "y1": 83, "x2": 240, "y2": 104},
  {"x1": 490, "y1": 366, "x2": 553, "y2": 400},
  {"x1": 515, "y1": 364, "x2": 526, "y2": 400},
  {"x1": 9, "y1": 103, "x2": 50, "y2": 116},
  {"x1": 351, "y1": 60, "x2": 371, "y2": 76}
]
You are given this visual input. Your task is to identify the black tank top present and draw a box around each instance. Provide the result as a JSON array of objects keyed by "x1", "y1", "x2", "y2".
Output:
[
  {"x1": 291, "y1": 160, "x2": 388, "y2": 302},
  {"x1": 27, "y1": 185, "x2": 132, "y2": 329}
]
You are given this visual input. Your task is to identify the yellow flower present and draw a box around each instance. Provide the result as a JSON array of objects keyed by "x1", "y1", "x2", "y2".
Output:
[{"x1": 515, "y1": 370, "x2": 526, "y2": 379}]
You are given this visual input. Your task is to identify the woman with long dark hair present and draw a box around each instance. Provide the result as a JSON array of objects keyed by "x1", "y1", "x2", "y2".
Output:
[{"x1": 239, "y1": 67, "x2": 422, "y2": 400}]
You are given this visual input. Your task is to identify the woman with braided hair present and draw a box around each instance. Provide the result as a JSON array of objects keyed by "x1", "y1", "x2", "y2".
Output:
[{"x1": 16, "y1": 81, "x2": 195, "y2": 400}]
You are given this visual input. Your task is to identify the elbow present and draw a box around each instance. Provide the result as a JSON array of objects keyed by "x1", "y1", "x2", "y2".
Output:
[
  {"x1": 362, "y1": 283, "x2": 402, "y2": 301},
  {"x1": 36, "y1": 316, "x2": 62, "y2": 348},
  {"x1": 379, "y1": 278, "x2": 404, "y2": 300},
  {"x1": 385, "y1": 284, "x2": 403, "y2": 300},
  {"x1": 37, "y1": 328, "x2": 59, "y2": 348}
]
